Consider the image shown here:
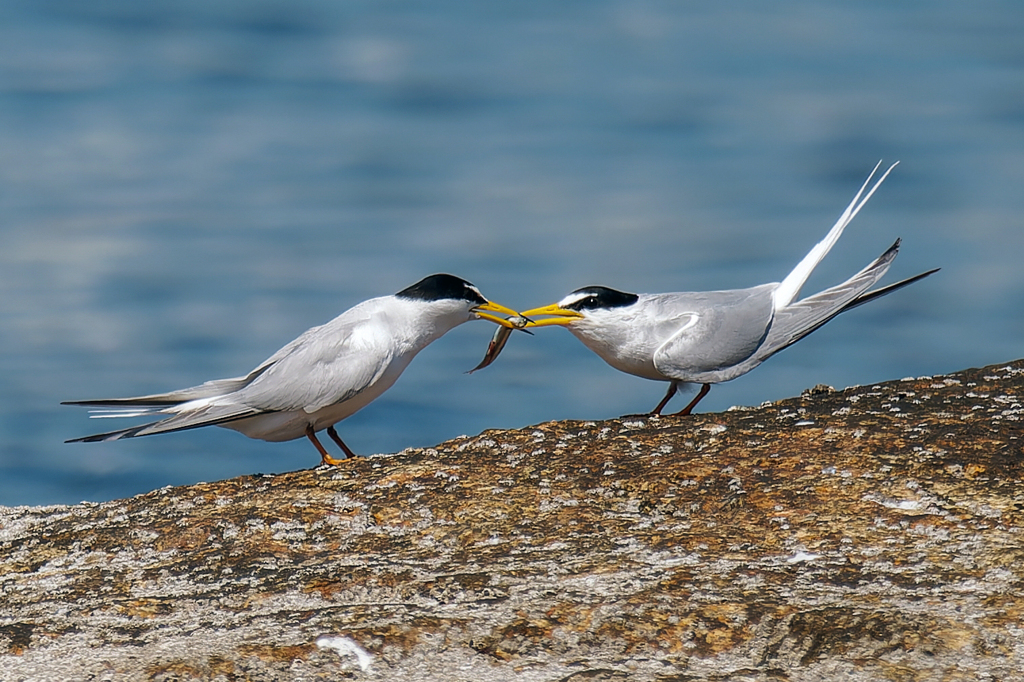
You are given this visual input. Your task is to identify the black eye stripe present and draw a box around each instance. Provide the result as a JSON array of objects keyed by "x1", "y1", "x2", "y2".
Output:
[{"x1": 563, "y1": 286, "x2": 639, "y2": 311}]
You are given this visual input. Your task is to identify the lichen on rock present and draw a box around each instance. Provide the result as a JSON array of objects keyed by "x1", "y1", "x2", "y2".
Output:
[{"x1": 2, "y1": 360, "x2": 1023, "y2": 681}]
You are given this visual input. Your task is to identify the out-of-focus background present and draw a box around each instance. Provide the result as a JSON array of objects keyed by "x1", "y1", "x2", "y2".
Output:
[{"x1": 2, "y1": 1, "x2": 1022, "y2": 506}]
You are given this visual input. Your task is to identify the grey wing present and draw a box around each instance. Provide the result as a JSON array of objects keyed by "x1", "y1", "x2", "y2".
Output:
[
  {"x1": 234, "y1": 314, "x2": 393, "y2": 414},
  {"x1": 652, "y1": 284, "x2": 776, "y2": 382},
  {"x1": 66, "y1": 403, "x2": 263, "y2": 442},
  {"x1": 61, "y1": 372, "x2": 269, "y2": 411},
  {"x1": 62, "y1": 368, "x2": 276, "y2": 443},
  {"x1": 64, "y1": 364, "x2": 284, "y2": 442}
]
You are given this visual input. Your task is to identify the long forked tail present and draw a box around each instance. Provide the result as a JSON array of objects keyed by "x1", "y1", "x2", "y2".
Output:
[
  {"x1": 773, "y1": 161, "x2": 899, "y2": 311},
  {"x1": 62, "y1": 399, "x2": 176, "y2": 442},
  {"x1": 66, "y1": 422, "x2": 166, "y2": 443},
  {"x1": 63, "y1": 399, "x2": 262, "y2": 443},
  {"x1": 62, "y1": 370, "x2": 274, "y2": 442},
  {"x1": 758, "y1": 240, "x2": 938, "y2": 363},
  {"x1": 840, "y1": 267, "x2": 940, "y2": 313},
  {"x1": 61, "y1": 372, "x2": 262, "y2": 413}
]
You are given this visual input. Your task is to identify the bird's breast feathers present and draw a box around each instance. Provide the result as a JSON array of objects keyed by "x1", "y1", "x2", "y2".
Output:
[{"x1": 568, "y1": 305, "x2": 699, "y2": 380}]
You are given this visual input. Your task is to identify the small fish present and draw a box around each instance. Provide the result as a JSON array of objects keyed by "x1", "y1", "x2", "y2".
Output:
[
  {"x1": 507, "y1": 314, "x2": 530, "y2": 330},
  {"x1": 468, "y1": 315, "x2": 531, "y2": 373}
]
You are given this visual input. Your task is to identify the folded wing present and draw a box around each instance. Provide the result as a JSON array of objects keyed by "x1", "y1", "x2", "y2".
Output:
[{"x1": 653, "y1": 284, "x2": 776, "y2": 382}]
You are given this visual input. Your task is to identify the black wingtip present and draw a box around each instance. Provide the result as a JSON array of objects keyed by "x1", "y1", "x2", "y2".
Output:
[
  {"x1": 66, "y1": 433, "x2": 110, "y2": 444},
  {"x1": 65, "y1": 422, "x2": 157, "y2": 443},
  {"x1": 843, "y1": 267, "x2": 940, "y2": 312},
  {"x1": 881, "y1": 237, "x2": 901, "y2": 258}
]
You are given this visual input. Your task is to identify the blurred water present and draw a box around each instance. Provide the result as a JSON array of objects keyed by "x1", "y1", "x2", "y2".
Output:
[{"x1": 2, "y1": 0, "x2": 1022, "y2": 506}]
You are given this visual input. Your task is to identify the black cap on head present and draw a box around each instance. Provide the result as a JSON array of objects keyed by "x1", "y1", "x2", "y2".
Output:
[
  {"x1": 562, "y1": 285, "x2": 639, "y2": 311},
  {"x1": 396, "y1": 274, "x2": 487, "y2": 305}
]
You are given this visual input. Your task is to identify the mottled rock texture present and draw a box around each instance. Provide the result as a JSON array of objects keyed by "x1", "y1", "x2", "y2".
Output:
[{"x1": 2, "y1": 360, "x2": 1023, "y2": 681}]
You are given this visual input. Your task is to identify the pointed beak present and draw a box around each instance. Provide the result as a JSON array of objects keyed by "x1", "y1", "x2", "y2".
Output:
[
  {"x1": 472, "y1": 300, "x2": 528, "y2": 328},
  {"x1": 518, "y1": 303, "x2": 584, "y2": 328}
]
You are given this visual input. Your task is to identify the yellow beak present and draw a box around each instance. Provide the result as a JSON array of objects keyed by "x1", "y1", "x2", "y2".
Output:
[
  {"x1": 518, "y1": 303, "x2": 584, "y2": 328},
  {"x1": 473, "y1": 300, "x2": 528, "y2": 328}
]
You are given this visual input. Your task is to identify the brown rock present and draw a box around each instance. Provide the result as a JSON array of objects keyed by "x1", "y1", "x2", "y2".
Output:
[{"x1": 2, "y1": 360, "x2": 1023, "y2": 680}]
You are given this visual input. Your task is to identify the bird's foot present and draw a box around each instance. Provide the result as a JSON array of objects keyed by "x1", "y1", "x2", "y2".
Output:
[
  {"x1": 319, "y1": 452, "x2": 347, "y2": 467},
  {"x1": 306, "y1": 425, "x2": 353, "y2": 467},
  {"x1": 619, "y1": 412, "x2": 660, "y2": 420}
]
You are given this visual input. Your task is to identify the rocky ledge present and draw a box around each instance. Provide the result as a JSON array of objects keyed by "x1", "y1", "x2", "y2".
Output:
[{"x1": 2, "y1": 360, "x2": 1023, "y2": 681}]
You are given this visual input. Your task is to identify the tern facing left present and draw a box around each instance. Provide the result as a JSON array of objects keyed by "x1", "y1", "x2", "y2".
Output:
[
  {"x1": 64, "y1": 274, "x2": 522, "y2": 466},
  {"x1": 520, "y1": 162, "x2": 938, "y2": 416}
]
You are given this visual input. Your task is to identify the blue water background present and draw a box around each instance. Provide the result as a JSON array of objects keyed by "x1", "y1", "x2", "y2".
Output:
[{"x1": 2, "y1": 1, "x2": 1022, "y2": 506}]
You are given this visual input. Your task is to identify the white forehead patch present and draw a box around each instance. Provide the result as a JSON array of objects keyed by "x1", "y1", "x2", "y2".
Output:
[{"x1": 558, "y1": 291, "x2": 591, "y2": 308}]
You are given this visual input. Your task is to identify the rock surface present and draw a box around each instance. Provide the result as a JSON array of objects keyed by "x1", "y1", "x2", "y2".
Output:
[{"x1": 2, "y1": 360, "x2": 1023, "y2": 681}]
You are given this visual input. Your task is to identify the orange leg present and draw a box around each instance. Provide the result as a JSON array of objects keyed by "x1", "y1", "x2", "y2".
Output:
[
  {"x1": 305, "y1": 425, "x2": 347, "y2": 466},
  {"x1": 650, "y1": 382, "x2": 678, "y2": 416},
  {"x1": 326, "y1": 425, "x2": 357, "y2": 459},
  {"x1": 675, "y1": 382, "x2": 711, "y2": 416}
]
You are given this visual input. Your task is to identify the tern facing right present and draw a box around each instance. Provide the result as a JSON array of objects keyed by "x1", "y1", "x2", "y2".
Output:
[
  {"x1": 521, "y1": 162, "x2": 938, "y2": 416},
  {"x1": 63, "y1": 274, "x2": 523, "y2": 466}
]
